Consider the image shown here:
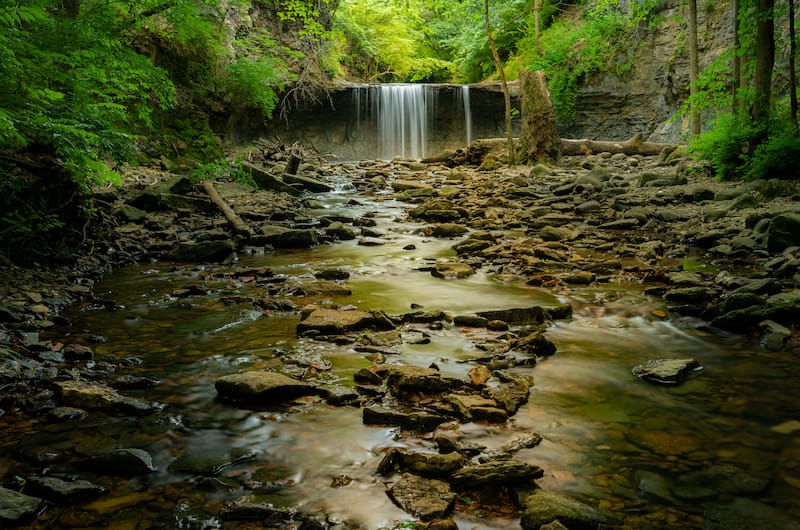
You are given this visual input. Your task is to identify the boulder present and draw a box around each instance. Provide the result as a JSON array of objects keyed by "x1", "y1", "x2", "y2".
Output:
[
  {"x1": 431, "y1": 262, "x2": 475, "y2": 279},
  {"x1": 384, "y1": 365, "x2": 461, "y2": 394},
  {"x1": 766, "y1": 213, "x2": 800, "y2": 252},
  {"x1": 377, "y1": 447, "x2": 465, "y2": 477},
  {"x1": 445, "y1": 393, "x2": 503, "y2": 422},
  {"x1": 511, "y1": 331, "x2": 557, "y2": 357},
  {"x1": 450, "y1": 460, "x2": 543, "y2": 490},
  {"x1": 166, "y1": 240, "x2": 236, "y2": 263},
  {"x1": 632, "y1": 358, "x2": 702, "y2": 384},
  {"x1": 215, "y1": 371, "x2": 317, "y2": 404},
  {"x1": 425, "y1": 223, "x2": 469, "y2": 238},
  {"x1": 387, "y1": 473, "x2": 455, "y2": 521},
  {"x1": 325, "y1": 221, "x2": 357, "y2": 240},
  {"x1": 520, "y1": 489, "x2": 611, "y2": 530},
  {"x1": 256, "y1": 225, "x2": 318, "y2": 248},
  {"x1": 0, "y1": 487, "x2": 46, "y2": 524},
  {"x1": 484, "y1": 372, "x2": 530, "y2": 414}
]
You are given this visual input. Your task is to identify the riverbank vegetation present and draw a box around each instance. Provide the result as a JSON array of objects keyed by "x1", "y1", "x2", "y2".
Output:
[{"x1": 1, "y1": 0, "x2": 798, "y2": 262}]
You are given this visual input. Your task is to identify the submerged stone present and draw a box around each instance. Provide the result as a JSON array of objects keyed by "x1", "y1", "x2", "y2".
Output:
[
  {"x1": 520, "y1": 489, "x2": 611, "y2": 530},
  {"x1": 0, "y1": 487, "x2": 46, "y2": 524},
  {"x1": 82, "y1": 448, "x2": 157, "y2": 477},
  {"x1": 25, "y1": 476, "x2": 105, "y2": 502},
  {"x1": 296, "y1": 307, "x2": 395, "y2": 335}
]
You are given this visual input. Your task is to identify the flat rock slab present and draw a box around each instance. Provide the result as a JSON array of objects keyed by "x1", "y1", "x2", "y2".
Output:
[
  {"x1": 0, "y1": 487, "x2": 45, "y2": 524},
  {"x1": 363, "y1": 406, "x2": 450, "y2": 432},
  {"x1": 387, "y1": 473, "x2": 456, "y2": 521},
  {"x1": 54, "y1": 380, "x2": 160, "y2": 415},
  {"x1": 297, "y1": 307, "x2": 395, "y2": 335},
  {"x1": 520, "y1": 489, "x2": 612, "y2": 530},
  {"x1": 431, "y1": 262, "x2": 475, "y2": 279},
  {"x1": 24, "y1": 476, "x2": 105, "y2": 502},
  {"x1": 215, "y1": 371, "x2": 317, "y2": 404},
  {"x1": 450, "y1": 460, "x2": 543, "y2": 490},
  {"x1": 82, "y1": 448, "x2": 157, "y2": 477},
  {"x1": 632, "y1": 358, "x2": 702, "y2": 384},
  {"x1": 378, "y1": 447, "x2": 465, "y2": 477}
]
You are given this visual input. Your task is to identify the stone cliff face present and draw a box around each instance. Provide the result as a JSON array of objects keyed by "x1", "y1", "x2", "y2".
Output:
[{"x1": 560, "y1": 0, "x2": 734, "y2": 142}]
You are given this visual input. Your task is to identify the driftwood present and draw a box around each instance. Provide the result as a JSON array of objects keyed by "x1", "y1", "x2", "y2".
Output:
[
  {"x1": 201, "y1": 180, "x2": 251, "y2": 237},
  {"x1": 559, "y1": 134, "x2": 676, "y2": 156}
]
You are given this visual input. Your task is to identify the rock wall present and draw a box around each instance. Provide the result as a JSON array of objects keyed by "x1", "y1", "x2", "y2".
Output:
[{"x1": 559, "y1": 1, "x2": 735, "y2": 142}]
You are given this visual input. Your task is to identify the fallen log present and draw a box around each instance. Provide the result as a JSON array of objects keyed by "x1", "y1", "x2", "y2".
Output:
[
  {"x1": 559, "y1": 134, "x2": 676, "y2": 156},
  {"x1": 201, "y1": 180, "x2": 251, "y2": 237}
]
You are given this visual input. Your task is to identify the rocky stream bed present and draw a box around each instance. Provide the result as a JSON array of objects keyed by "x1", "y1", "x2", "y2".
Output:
[{"x1": 1, "y1": 146, "x2": 800, "y2": 529}]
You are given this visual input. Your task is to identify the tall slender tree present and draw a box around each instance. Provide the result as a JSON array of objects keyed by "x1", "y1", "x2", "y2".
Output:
[
  {"x1": 688, "y1": 0, "x2": 700, "y2": 135},
  {"x1": 483, "y1": 0, "x2": 516, "y2": 164},
  {"x1": 752, "y1": 0, "x2": 775, "y2": 123},
  {"x1": 732, "y1": 0, "x2": 741, "y2": 115},
  {"x1": 790, "y1": 0, "x2": 798, "y2": 129}
]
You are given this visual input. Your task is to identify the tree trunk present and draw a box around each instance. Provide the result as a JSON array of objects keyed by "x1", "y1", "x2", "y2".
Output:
[
  {"x1": 534, "y1": 0, "x2": 542, "y2": 54},
  {"x1": 62, "y1": 0, "x2": 81, "y2": 18},
  {"x1": 484, "y1": 0, "x2": 516, "y2": 165},
  {"x1": 752, "y1": 0, "x2": 775, "y2": 123},
  {"x1": 519, "y1": 70, "x2": 560, "y2": 163},
  {"x1": 688, "y1": 0, "x2": 701, "y2": 135},
  {"x1": 790, "y1": 0, "x2": 798, "y2": 129},
  {"x1": 732, "y1": 0, "x2": 742, "y2": 115},
  {"x1": 201, "y1": 180, "x2": 252, "y2": 237},
  {"x1": 559, "y1": 134, "x2": 675, "y2": 156}
]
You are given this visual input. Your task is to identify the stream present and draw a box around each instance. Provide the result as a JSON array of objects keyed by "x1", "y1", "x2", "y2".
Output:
[{"x1": 4, "y1": 176, "x2": 800, "y2": 529}]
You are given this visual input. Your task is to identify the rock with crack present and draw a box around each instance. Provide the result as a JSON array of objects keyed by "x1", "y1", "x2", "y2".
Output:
[
  {"x1": 387, "y1": 473, "x2": 456, "y2": 521},
  {"x1": 363, "y1": 406, "x2": 451, "y2": 432},
  {"x1": 450, "y1": 459, "x2": 544, "y2": 490},
  {"x1": 377, "y1": 447, "x2": 466, "y2": 477}
]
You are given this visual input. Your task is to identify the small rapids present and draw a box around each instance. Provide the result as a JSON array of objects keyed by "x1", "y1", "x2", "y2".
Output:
[{"x1": 2, "y1": 178, "x2": 799, "y2": 530}]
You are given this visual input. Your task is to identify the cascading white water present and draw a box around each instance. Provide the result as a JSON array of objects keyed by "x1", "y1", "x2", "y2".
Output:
[
  {"x1": 351, "y1": 84, "x2": 473, "y2": 161},
  {"x1": 462, "y1": 84, "x2": 472, "y2": 146},
  {"x1": 376, "y1": 84, "x2": 434, "y2": 160}
]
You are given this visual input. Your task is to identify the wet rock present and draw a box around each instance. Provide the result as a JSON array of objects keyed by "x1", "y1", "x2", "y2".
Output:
[
  {"x1": 283, "y1": 174, "x2": 332, "y2": 193},
  {"x1": 82, "y1": 448, "x2": 157, "y2": 477},
  {"x1": 711, "y1": 290, "x2": 800, "y2": 330},
  {"x1": 0, "y1": 486, "x2": 46, "y2": 524},
  {"x1": 561, "y1": 271, "x2": 595, "y2": 284},
  {"x1": 426, "y1": 518, "x2": 460, "y2": 530},
  {"x1": 452, "y1": 238, "x2": 493, "y2": 255},
  {"x1": 431, "y1": 261, "x2": 475, "y2": 279},
  {"x1": 111, "y1": 374, "x2": 161, "y2": 390},
  {"x1": 318, "y1": 384, "x2": 360, "y2": 406},
  {"x1": 759, "y1": 320, "x2": 791, "y2": 351},
  {"x1": 453, "y1": 314, "x2": 489, "y2": 327},
  {"x1": 445, "y1": 393, "x2": 505, "y2": 422},
  {"x1": 166, "y1": 240, "x2": 235, "y2": 263},
  {"x1": 393, "y1": 179, "x2": 434, "y2": 192},
  {"x1": 363, "y1": 406, "x2": 450, "y2": 432},
  {"x1": 54, "y1": 380, "x2": 160, "y2": 415},
  {"x1": 632, "y1": 358, "x2": 701, "y2": 384},
  {"x1": 384, "y1": 365, "x2": 462, "y2": 394},
  {"x1": 663, "y1": 286, "x2": 715, "y2": 305},
  {"x1": 539, "y1": 225, "x2": 579, "y2": 242},
  {"x1": 450, "y1": 460, "x2": 543, "y2": 490},
  {"x1": 62, "y1": 343, "x2": 94, "y2": 360},
  {"x1": 434, "y1": 435, "x2": 485, "y2": 457},
  {"x1": 48, "y1": 407, "x2": 88, "y2": 422},
  {"x1": 377, "y1": 447, "x2": 465, "y2": 477},
  {"x1": 297, "y1": 307, "x2": 396, "y2": 335},
  {"x1": 219, "y1": 496, "x2": 296, "y2": 523},
  {"x1": 314, "y1": 269, "x2": 350, "y2": 281},
  {"x1": 425, "y1": 223, "x2": 469, "y2": 238},
  {"x1": 724, "y1": 277, "x2": 782, "y2": 297},
  {"x1": 358, "y1": 236, "x2": 386, "y2": 246},
  {"x1": 671, "y1": 464, "x2": 769, "y2": 500},
  {"x1": 476, "y1": 305, "x2": 556, "y2": 325},
  {"x1": 511, "y1": 331, "x2": 557, "y2": 357},
  {"x1": 24, "y1": 476, "x2": 105, "y2": 502},
  {"x1": 256, "y1": 225, "x2": 318, "y2": 248},
  {"x1": 520, "y1": 489, "x2": 611, "y2": 530},
  {"x1": 325, "y1": 221, "x2": 356, "y2": 240},
  {"x1": 483, "y1": 372, "x2": 530, "y2": 414},
  {"x1": 387, "y1": 473, "x2": 455, "y2": 521},
  {"x1": 467, "y1": 365, "x2": 492, "y2": 387},
  {"x1": 215, "y1": 371, "x2": 318, "y2": 405},
  {"x1": 765, "y1": 213, "x2": 800, "y2": 252}
]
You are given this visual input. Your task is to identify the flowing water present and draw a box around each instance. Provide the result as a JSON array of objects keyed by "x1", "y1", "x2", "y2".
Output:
[{"x1": 3, "y1": 181, "x2": 800, "y2": 529}]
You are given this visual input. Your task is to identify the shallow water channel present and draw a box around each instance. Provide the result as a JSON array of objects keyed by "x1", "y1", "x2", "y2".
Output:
[{"x1": 8, "y1": 179, "x2": 800, "y2": 529}]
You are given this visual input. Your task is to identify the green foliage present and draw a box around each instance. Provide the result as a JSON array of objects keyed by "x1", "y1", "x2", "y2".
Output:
[
  {"x1": 190, "y1": 159, "x2": 256, "y2": 187},
  {"x1": 688, "y1": 108, "x2": 800, "y2": 181},
  {"x1": 521, "y1": 3, "x2": 644, "y2": 124}
]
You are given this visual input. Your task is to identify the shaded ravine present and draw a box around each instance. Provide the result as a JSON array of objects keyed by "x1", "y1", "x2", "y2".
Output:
[{"x1": 3, "y1": 175, "x2": 800, "y2": 529}]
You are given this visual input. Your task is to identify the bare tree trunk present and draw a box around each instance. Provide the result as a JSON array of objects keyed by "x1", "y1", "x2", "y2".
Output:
[
  {"x1": 560, "y1": 134, "x2": 676, "y2": 156},
  {"x1": 534, "y1": 0, "x2": 542, "y2": 54},
  {"x1": 790, "y1": 0, "x2": 798, "y2": 129},
  {"x1": 484, "y1": 0, "x2": 516, "y2": 165},
  {"x1": 519, "y1": 70, "x2": 560, "y2": 163},
  {"x1": 752, "y1": 0, "x2": 775, "y2": 123},
  {"x1": 688, "y1": 0, "x2": 701, "y2": 135},
  {"x1": 732, "y1": 0, "x2": 742, "y2": 115},
  {"x1": 201, "y1": 181, "x2": 252, "y2": 237}
]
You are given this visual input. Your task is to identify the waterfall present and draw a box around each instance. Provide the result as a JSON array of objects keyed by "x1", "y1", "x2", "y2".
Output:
[
  {"x1": 351, "y1": 84, "x2": 472, "y2": 161},
  {"x1": 462, "y1": 84, "x2": 472, "y2": 146}
]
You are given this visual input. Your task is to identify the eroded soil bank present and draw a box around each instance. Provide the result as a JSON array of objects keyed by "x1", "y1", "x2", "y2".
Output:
[{"x1": 1, "y1": 147, "x2": 799, "y2": 529}]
